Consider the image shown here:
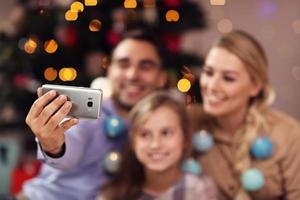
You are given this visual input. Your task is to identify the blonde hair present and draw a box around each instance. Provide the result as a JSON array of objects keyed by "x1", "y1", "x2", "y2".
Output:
[{"x1": 212, "y1": 30, "x2": 275, "y2": 199}]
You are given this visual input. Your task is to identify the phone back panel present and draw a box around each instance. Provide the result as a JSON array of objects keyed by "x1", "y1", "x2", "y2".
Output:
[{"x1": 42, "y1": 84, "x2": 103, "y2": 119}]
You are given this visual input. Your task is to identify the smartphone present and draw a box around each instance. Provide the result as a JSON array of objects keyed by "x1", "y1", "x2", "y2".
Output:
[{"x1": 41, "y1": 84, "x2": 103, "y2": 119}]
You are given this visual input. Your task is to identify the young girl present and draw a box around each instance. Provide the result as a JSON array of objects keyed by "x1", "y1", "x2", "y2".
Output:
[
  {"x1": 188, "y1": 30, "x2": 300, "y2": 200},
  {"x1": 98, "y1": 91, "x2": 217, "y2": 200}
]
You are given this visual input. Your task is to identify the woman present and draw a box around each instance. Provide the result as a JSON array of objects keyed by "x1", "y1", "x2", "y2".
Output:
[
  {"x1": 98, "y1": 91, "x2": 217, "y2": 200},
  {"x1": 188, "y1": 30, "x2": 300, "y2": 200}
]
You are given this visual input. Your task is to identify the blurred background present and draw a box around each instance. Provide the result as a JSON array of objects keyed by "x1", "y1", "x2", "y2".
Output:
[{"x1": 0, "y1": 0, "x2": 299, "y2": 196}]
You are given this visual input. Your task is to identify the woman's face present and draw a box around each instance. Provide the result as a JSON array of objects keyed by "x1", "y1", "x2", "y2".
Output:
[
  {"x1": 132, "y1": 106, "x2": 184, "y2": 174},
  {"x1": 200, "y1": 47, "x2": 261, "y2": 119}
]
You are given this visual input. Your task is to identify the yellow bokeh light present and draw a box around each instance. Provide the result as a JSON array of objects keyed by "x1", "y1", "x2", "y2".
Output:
[
  {"x1": 59, "y1": 68, "x2": 77, "y2": 81},
  {"x1": 210, "y1": 0, "x2": 226, "y2": 6},
  {"x1": 44, "y1": 39, "x2": 58, "y2": 54},
  {"x1": 124, "y1": 0, "x2": 137, "y2": 9},
  {"x1": 165, "y1": 10, "x2": 180, "y2": 22},
  {"x1": 217, "y1": 18, "x2": 233, "y2": 33},
  {"x1": 24, "y1": 38, "x2": 37, "y2": 54},
  {"x1": 292, "y1": 20, "x2": 300, "y2": 34},
  {"x1": 71, "y1": 1, "x2": 84, "y2": 12},
  {"x1": 177, "y1": 78, "x2": 191, "y2": 93},
  {"x1": 109, "y1": 152, "x2": 119, "y2": 161},
  {"x1": 85, "y1": 0, "x2": 97, "y2": 6},
  {"x1": 65, "y1": 10, "x2": 78, "y2": 21},
  {"x1": 89, "y1": 19, "x2": 102, "y2": 32},
  {"x1": 44, "y1": 67, "x2": 57, "y2": 81}
]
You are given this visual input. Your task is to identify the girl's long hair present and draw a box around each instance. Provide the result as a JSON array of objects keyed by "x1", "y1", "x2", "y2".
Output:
[{"x1": 101, "y1": 91, "x2": 191, "y2": 200}]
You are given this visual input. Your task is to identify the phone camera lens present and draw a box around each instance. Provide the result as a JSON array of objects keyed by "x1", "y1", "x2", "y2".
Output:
[{"x1": 87, "y1": 101, "x2": 93, "y2": 107}]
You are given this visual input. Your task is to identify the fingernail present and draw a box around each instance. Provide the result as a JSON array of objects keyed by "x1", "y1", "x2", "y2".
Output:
[{"x1": 49, "y1": 90, "x2": 56, "y2": 96}]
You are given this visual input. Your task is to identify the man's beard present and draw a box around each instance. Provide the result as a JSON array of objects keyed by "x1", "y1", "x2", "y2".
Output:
[{"x1": 112, "y1": 94, "x2": 133, "y2": 112}]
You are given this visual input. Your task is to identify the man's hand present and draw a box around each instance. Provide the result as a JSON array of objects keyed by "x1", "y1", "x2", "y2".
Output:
[{"x1": 25, "y1": 88, "x2": 79, "y2": 155}]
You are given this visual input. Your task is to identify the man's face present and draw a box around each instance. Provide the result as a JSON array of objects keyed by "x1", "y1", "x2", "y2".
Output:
[{"x1": 107, "y1": 39, "x2": 167, "y2": 109}]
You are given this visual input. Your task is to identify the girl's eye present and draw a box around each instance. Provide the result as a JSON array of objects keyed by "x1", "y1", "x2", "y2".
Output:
[
  {"x1": 223, "y1": 75, "x2": 235, "y2": 82},
  {"x1": 138, "y1": 131, "x2": 151, "y2": 139},
  {"x1": 161, "y1": 128, "x2": 174, "y2": 137}
]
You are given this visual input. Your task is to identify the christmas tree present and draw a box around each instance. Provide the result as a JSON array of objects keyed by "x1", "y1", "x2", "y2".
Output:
[{"x1": 0, "y1": 0, "x2": 206, "y2": 128}]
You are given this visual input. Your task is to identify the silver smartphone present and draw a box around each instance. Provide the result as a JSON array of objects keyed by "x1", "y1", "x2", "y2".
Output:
[{"x1": 41, "y1": 84, "x2": 103, "y2": 119}]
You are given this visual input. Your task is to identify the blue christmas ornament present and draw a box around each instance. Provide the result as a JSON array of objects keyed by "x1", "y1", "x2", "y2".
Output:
[
  {"x1": 193, "y1": 130, "x2": 214, "y2": 153},
  {"x1": 104, "y1": 116, "x2": 125, "y2": 137},
  {"x1": 181, "y1": 158, "x2": 202, "y2": 176},
  {"x1": 241, "y1": 168, "x2": 264, "y2": 192},
  {"x1": 103, "y1": 151, "x2": 122, "y2": 174},
  {"x1": 251, "y1": 136, "x2": 273, "y2": 159}
]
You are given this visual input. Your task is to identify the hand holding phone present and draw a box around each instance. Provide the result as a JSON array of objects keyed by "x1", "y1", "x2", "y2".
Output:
[{"x1": 41, "y1": 84, "x2": 103, "y2": 119}]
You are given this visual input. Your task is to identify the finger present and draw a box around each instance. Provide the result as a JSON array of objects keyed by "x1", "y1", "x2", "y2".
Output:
[
  {"x1": 39, "y1": 95, "x2": 69, "y2": 125},
  {"x1": 57, "y1": 118, "x2": 79, "y2": 133},
  {"x1": 37, "y1": 87, "x2": 43, "y2": 97},
  {"x1": 26, "y1": 90, "x2": 57, "y2": 122}
]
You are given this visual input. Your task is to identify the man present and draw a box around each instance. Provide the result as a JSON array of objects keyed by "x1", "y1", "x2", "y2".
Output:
[{"x1": 21, "y1": 30, "x2": 168, "y2": 200}]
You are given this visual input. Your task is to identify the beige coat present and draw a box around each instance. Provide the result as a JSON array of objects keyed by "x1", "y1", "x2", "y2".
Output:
[{"x1": 188, "y1": 105, "x2": 300, "y2": 200}]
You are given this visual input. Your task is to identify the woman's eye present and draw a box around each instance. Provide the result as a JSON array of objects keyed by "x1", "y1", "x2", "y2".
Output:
[{"x1": 202, "y1": 68, "x2": 213, "y2": 77}]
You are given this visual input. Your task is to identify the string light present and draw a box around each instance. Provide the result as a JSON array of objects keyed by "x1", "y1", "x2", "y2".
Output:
[
  {"x1": 44, "y1": 67, "x2": 57, "y2": 81},
  {"x1": 70, "y1": 1, "x2": 84, "y2": 12},
  {"x1": 217, "y1": 18, "x2": 233, "y2": 33},
  {"x1": 124, "y1": 0, "x2": 137, "y2": 9},
  {"x1": 24, "y1": 38, "x2": 38, "y2": 54},
  {"x1": 210, "y1": 0, "x2": 226, "y2": 6},
  {"x1": 165, "y1": 10, "x2": 180, "y2": 22},
  {"x1": 85, "y1": 0, "x2": 97, "y2": 6},
  {"x1": 44, "y1": 39, "x2": 58, "y2": 54},
  {"x1": 59, "y1": 67, "x2": 77, "y2": 81},
  {"x1": 89, "y1": 19, "x2": 102, "y2": 32},
  {"x1": 177, "y1": 78, "x2": 191, "y2": 93},
  {"x1": 65, "y1": 10, "x2": 78, "y2": 21}
]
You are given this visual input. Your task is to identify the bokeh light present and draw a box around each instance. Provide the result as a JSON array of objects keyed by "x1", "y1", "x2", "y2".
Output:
[
  {"x1": 292, "y1": 20, "x2": 300, "y2": 34},
  {"x1": 177, "y1": 78, "x2": 191, "y2": 93},
  {"x1": 44, "y1": 39, "x2": 58, "y2": 54},
  {"x1": 124, "y1": 0, "x2": 137, "y2": 9},
  {"x1": 85, "y1": 0, "x2": 97, "y2": 6},
  {"x1": 165, "y1": 10, "x2": 180, "y2": 22},
  {"x1": 258, "y1": 1, "x2": 277, "y2": 17},
  {"x1": 59, "y1": 67, "x2": 77, "y2": 81},
  {"x1": 109, "y1": 152, "x2": 119, "y2": 161},
  {"x1": 44, "y1": 67, "x2": 57, "y2": 81},
  {"x1": 71, "y1": 1, "x2": 84, "y2": 12},
  {"x1": 24, "y1": 38, "x2": 38, "y2": 54},
  {"x1": 89, "y1": 19, "x2": 102, "y2": 32},
  {"x1": 217, "y1": 18, "x2": 233, "y2": 33},
  {"x1": 65, "y1": 10, "x2": 78, "y2": 21},
  {"x1": 210, "y1": 0, "x2": 226, "y2": 6}
]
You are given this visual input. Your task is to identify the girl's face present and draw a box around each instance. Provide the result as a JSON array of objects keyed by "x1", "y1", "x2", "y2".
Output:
[
  {"x1": 200, "y1": 47, "x2": 261, "y2": 119},
  {"x1": 132, "y1": 106, "x2": 184, "y2": 174}
]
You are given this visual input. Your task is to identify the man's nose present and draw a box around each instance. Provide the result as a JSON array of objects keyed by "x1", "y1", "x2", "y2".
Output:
[{"x1": 126, "y1": 65, "x2": 139, "y2": 80}]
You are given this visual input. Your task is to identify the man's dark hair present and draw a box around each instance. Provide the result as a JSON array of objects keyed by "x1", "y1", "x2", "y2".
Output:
[{"x1": 119, "y1": 28, "x2": 168, "y2": 68}]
